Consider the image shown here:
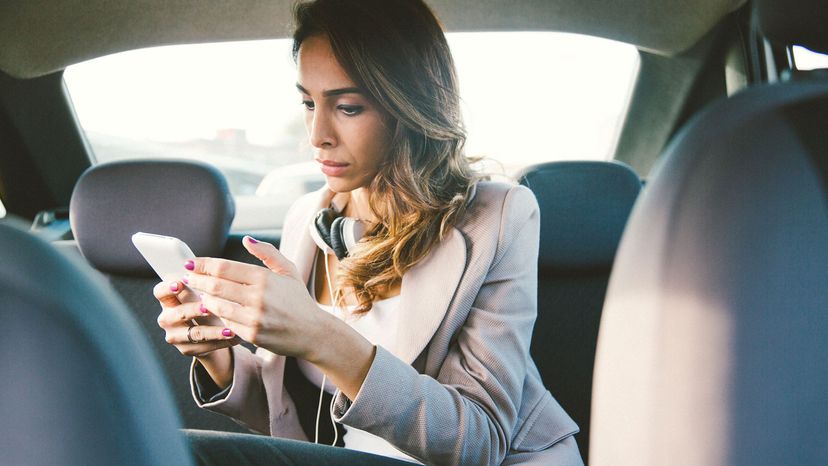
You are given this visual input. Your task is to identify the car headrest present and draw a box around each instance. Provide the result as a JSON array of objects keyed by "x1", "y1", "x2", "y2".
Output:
[
  {"x1": 590, "y1": 79, "x2": 828, "y2": 464},
  {"x1": 516, "y1": 161, "x2": 641, "y2": 272},
  {"x1": 70, "y1": 160, "x2": 235, "y2": 276},
  {"x1": 0, "y1": 218, "x2": 192, "y2": 465},
  {"x1": 756, "y1": 0, "x2": 828, "y2": 54}
]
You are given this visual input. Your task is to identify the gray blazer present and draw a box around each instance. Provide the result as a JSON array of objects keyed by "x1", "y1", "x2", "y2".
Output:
[{"x1": 192, "y1": 181, "x2": 580, "y2": 465}]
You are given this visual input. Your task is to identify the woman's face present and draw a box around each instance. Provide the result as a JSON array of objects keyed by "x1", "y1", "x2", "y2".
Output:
[{"x1": 297, "y1": 34, "x2": 392, "y2": 193}]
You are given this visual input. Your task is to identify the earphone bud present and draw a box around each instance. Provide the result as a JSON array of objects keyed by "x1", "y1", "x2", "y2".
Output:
[{"x1": 309, "y1": 207, "x2": 367, "y2": 260}]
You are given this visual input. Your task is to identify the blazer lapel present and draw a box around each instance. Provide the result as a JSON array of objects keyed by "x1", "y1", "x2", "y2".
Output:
[{"x1": 392, "y1": 227, "x2": 467, "y2": 364}]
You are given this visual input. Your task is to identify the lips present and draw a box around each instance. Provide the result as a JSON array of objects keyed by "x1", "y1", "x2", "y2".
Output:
[{"x1": 316, "y1": 158, "x2": 350, "y2": 177}]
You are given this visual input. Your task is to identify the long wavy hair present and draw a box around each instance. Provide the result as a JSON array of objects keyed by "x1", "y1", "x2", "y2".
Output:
[{"x1": 292, "y1": 0, "x2": 481, "y2": 315}]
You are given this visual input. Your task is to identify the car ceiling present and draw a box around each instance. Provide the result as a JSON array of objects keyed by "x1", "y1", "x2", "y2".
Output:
[{"x1": 0, "y1": 0, "x2": 745, "y2": 79}]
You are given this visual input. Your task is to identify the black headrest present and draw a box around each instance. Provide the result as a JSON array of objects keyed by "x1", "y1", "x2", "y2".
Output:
[
  {"x1": 516, "y1": 161, "x2": 641, "y2": 272},
  {"x1": 756, "y1": 0, "x2": 828, "y2": 54},
  {"x1": 0, "y1": 218, "x2": 192, "y2": 465},
  {"x1": 70, "y1": 160, "x2": 235, "y2": 276}
]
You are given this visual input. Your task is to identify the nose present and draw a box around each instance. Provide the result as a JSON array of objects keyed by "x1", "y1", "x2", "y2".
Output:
[{"x1": 308, "y1": 108, "x2": 336, "y2": 149}]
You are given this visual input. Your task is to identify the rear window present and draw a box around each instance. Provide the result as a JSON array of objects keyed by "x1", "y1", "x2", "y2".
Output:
[
  {"x1": 64, "y1": 33, "x2": 639, "y2": 232},
  {"x1": 792, "y1": 45, "x2": 828, "y2": 71}
]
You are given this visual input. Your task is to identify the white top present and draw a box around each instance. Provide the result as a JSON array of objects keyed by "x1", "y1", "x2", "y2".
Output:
[{"x1": 297, "y1": 256, "x2": 421, "y2": 464}]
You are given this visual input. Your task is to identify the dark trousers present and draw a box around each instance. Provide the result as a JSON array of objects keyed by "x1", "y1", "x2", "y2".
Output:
[
  {"x1": 184, "y1": 357, "x2": 413, "y2": 465},
  {"x1": 184, "y1": 429, "x2": 412, "y2": 466}
]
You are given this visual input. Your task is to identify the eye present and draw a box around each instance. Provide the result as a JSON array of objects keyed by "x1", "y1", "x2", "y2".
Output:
[
  {"x1": 337, "y1": 105, "x2": 364, "y2": 116},
  {"x1": 302, "y1": 100, "x2": 315, "y2": 111}
]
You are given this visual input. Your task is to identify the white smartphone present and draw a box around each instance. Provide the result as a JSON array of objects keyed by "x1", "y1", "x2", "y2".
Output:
[
  {"x1": 132, "y1": 232, "x2": 228, "y2": 330},
  {"x1": 131, "y1": 232, "x2": 200, "y2": 304}
]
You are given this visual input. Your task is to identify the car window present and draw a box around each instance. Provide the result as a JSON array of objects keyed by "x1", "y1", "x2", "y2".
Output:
[
  {"x1": 63, "y1": 33, "x2": 639, "y2": 231},
  {"x1": 792, "y1": 45, "x2": 828, "y2": 71}
]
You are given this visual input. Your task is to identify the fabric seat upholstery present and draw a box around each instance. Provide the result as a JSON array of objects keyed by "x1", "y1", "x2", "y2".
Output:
[
  {"x1": 590, "y1": 1, "x2": 828, "y2": 463},
  {"x1": 0, "y1": 218, "x2": 192, "y2": 465},
  {"x1": 516, "y1": 160, "x2": 642, "y2": 462}
]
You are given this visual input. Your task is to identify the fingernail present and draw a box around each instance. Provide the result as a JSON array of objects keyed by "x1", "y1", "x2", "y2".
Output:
[
  {"x1": 185, "y1": 260, "x2": 195, "y2": 271},
  {"x1": 222, "y1": 328, "x2": 234, "y2": 337},
  {"x1": 199, "y1": 303, "x2": 209, "y2": 314},
  {"x1": 182, "y1": 276, "x2": 189, "y2": 285},
  {"x1": 247, "y1": 236, "x2": 258, "y2": 244},
  {"x1": 169, "y1": 282, "x2": 179, "y2": 292}
]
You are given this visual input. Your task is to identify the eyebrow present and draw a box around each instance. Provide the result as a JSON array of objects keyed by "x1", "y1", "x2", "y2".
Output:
[{"x1": 296, "y1": 83, "x2": 364, "y2": 97}]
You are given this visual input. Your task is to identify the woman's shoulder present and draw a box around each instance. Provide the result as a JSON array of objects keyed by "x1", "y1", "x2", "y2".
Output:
[
  {"x1": 462, "y1": 180, "x2": 539, "y2": 226},
  {"x1": 471, "y1": 179, "x2": 535, "y2": 200},
  {"x1": 447, "y1": 180, "x2": 540, "y2": 275}
]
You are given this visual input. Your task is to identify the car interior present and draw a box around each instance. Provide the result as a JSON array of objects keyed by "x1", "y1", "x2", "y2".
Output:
[{"x1": 1, "y1": 0, "x2": 826, "y2": 464}]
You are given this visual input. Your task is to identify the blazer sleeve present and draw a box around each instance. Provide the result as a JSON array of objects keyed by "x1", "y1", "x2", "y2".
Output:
[
  {"x1": 330, "y1": 185, "x2": 541, "y2": 465},
  {"x1": 189, "y1": 345, "x2": 271, "y2": 435}
]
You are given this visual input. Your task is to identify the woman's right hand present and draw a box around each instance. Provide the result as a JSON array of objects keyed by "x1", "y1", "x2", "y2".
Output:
[{"x1": 154, "y1": 280, "x2": 239, "y2": 357}]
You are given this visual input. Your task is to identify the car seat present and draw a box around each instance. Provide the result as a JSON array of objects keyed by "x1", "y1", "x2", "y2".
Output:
[
  {"x1": 590, "y1": 0, "x2": 828, "y2": 464},
  {"x1": 63, "y1": 159, "x2": 252, "y2": 433},
  {"x1": 0, "y1": 217, "x2": 193, "y2": 465},
  {"x1": 516, "y1": 160, "x2": 641, "y2": 462}
]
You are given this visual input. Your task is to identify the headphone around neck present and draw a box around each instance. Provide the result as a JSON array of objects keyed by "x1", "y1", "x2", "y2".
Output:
[{"x1": 308, "y1": 207, "x2": 367, "y2": 260}]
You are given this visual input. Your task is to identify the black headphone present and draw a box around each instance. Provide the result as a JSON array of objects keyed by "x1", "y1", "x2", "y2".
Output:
[{"x1": 308, "y1": 207, "x2": 367, "y2": 260}]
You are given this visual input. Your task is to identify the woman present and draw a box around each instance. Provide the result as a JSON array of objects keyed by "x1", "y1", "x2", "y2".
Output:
[{"x1": 154, "y1": 0, "x2": 581, "y2": 464}]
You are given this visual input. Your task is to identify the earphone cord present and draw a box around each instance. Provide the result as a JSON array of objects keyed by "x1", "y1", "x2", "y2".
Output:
[{"x1": 314, "y1": 252, "x2": 340, "y2": 447}]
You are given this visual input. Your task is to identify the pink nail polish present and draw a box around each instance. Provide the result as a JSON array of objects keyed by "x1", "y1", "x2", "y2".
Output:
[
  {"x1": 169, "y1": 282, "x2": 179, "y2": 292},
  {"x1": 247, "y1": 236, "x2": 258, "y2": 244},
  {"x1": 182, "y1": 276, "x2": 189, "y2": 285},
  {"x1": 199, "y1": 303, "x2": 209, "y2": 314},
  {"x1": 222, "y1": 328, "x2": 233, "y2": 337},
  {"x1": 185, "y1": 260, "x2": 195, "y2": 271}
]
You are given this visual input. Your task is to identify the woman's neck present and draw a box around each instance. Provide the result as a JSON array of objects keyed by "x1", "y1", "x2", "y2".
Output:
[{"x1": 342, "y1": 187, "x2": 377, "y2": 223}]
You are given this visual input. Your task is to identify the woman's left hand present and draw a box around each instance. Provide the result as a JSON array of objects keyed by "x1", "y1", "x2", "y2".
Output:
[{"x1": 183, "y1": 236, "x2": 327, "y2": 361}]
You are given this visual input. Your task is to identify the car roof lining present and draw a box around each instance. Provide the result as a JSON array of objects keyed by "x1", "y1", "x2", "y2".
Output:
[{"x1": 0, "y1": 0, "x2": 746, "y2": 79}]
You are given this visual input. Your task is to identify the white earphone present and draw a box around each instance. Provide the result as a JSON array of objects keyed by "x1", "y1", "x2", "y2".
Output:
[
  {"x1": 312, "y1": 251, "x2": 340, "y2": 446},
  {"x1": 308, "y1": 208, "x2": 354, "y2": 446},
  {"x1": 309, "y1": 204, "x2": 371, "y2": 445}
]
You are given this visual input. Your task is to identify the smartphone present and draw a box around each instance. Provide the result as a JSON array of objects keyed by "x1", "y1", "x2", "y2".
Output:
[
  {"x1": 131, "y1": 232, "x2": 200, "y2": 304},
  {"x1": 132, "y1": 232, "x2": 227, "y2": 330}
]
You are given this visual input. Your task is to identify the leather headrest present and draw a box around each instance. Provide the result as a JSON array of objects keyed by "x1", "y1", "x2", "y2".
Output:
[
  {"x1": 70, "y1": 160, "x2": 235, "y2": 275},
  {"x1": 516, "y1": 161, "x2": 641, "y2": 272},
  {"x1": 756, "y1": 0, "x2": 828, "y2": 54}
]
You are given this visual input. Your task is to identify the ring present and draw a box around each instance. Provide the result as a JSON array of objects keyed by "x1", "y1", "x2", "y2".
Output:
[{"x1": 187, "y1": 324, "x2": 200, "y2": 344}]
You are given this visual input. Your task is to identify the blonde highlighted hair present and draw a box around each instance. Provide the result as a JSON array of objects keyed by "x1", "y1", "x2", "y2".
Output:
[{"x1": 293, "y1": 0, "x2": 482, "y2": 314}]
